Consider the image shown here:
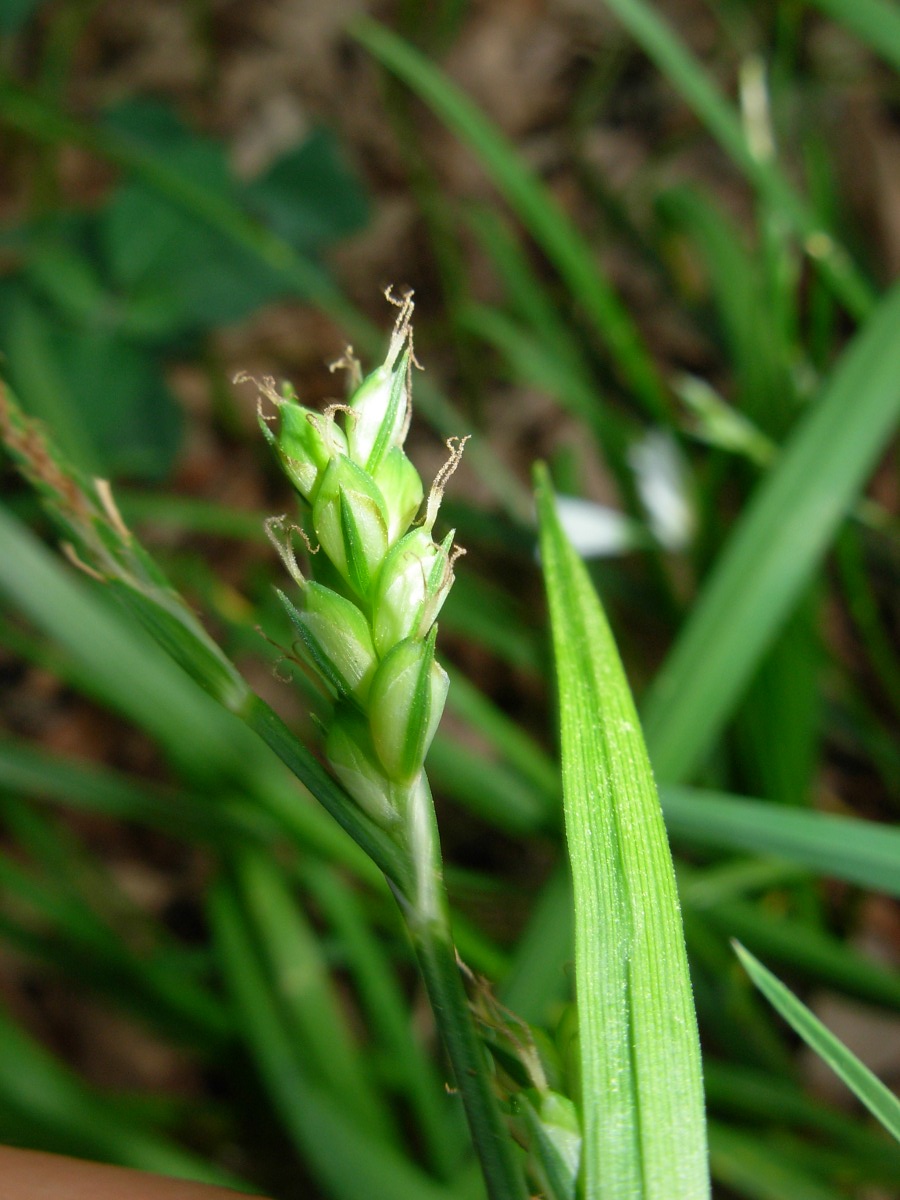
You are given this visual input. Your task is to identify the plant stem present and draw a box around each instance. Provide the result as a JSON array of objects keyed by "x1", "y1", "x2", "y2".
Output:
[
  {"x1": 239, "y1": 692, "x2": 411, "y2": 891},
  {"x1": 240, "y1": 695, "x2": 523, "y2": 1193},
  {"x1": 397, "y1": 774, "x2": 528, "y2": 1200}
]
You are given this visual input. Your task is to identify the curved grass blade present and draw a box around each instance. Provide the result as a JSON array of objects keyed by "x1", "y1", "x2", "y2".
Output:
[
  {"x1": 209, "y1": 878, "x2": 468, "y2": 1200},
  {"x1": 535, "y1": 464, "x2": 708, "y2": 1200},
  {"x1": 807, "y1": 0, "x2": 900, "y2": 75},
  {"x1": 0, "y1": 505, "x2": 398, "y2": 886},
  {"x1": 0, "y1": 505, "x2": 246, "y2": 780},
  {"x1": 644, "y1": 279, "x2": 900, "y2": 783},
  {"x1": 352, "y1": 18, "x2": 669, "y2": 422},
  {"x1": 598, "y1": 0, "x2": 874, "y2": 319},
  {"x1": 0, "y1": 734, "x2": 269, "y2": 846},
  {"x1": 735, "y1": 943, "x2": 900, "y2": 1141}
]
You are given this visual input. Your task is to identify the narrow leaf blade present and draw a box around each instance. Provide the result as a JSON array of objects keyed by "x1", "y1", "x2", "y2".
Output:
[
  {"x1": 662, "y1": 786, "x2": 900, "y2": 899},
  {"x1": 644, "y1": 279, "x2": 900, "y2": 783},
  {"x1": 735, "y1": 943, "x2": 900, "y2": 1141},
  {"x1": 351, "y1": 17, "x2": 668, "y2": 420},
  {"x1": 536, "y1": 466, "x2": 709, "y2": 1200}
]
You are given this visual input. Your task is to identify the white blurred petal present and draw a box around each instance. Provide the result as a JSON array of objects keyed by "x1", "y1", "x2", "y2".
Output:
[
  {"x1": 629, "y1": 431, "x2": 694, "y2": 551},
  {"x1": 552, "y1": 496, "x2": 639, "y2": 559}
]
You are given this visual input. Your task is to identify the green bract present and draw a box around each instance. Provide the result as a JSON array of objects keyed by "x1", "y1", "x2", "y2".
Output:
[
  {"x1": 278, "y1": 584, "x2": 377, "y2": 702},
  {"x1": 313, "y1": 455, "x2": 391, "y2": 600},
  {"x1": 256, "y1": 387, "x2": 349, "y2": 503},
  {"x1": 369, "y1": 631, "x2": 449, "y2": 785},
  {"x1": 347, "y1": 349, "x2": 411, "y2": 472},
  {"x1": 372, "y1": 528, "x2": 455, "y2": 655},
  {"x1": 325, "y1": 701, "x2": 400, "y2": 830},
  {"x1": 373, "y1": 447, "x2": 425, "y2": 543},
  {"x1": 260, "y1": 291, "x2": 462, "y2": 832}
]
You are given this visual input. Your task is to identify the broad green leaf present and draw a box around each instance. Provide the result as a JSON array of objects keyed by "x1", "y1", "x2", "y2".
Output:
[
  {"x1": 0, "y1": 0, "x2": 46, "y2": 33},
  {"x1": 644, "y1": 279, "x2": 900, "y2": 782},
  {"x1": 1, "y1": 293, "x2": 101, "y2": 473},
  {"x1": 535, "y1": 465, "x2": 708, "y2": 1200},
  {"x1": 244, "y1": 126, "x2": 370, "y2": 249},
  {"x1": 735, "y1": 944, "x2": 900, "y2": 1141},
  {"x1": 0, "y1": 78, "x2": 527, "y2": 520}
]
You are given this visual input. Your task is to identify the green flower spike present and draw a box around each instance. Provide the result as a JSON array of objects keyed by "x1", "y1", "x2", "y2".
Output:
[{"x1": 258, "y1": 288, "x2": 464, "y2": 831}]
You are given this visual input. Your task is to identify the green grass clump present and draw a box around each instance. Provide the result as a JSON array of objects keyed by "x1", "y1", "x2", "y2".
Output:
[{"x1": 1, "y1": 4, "x2": 900, "y2": 1199}]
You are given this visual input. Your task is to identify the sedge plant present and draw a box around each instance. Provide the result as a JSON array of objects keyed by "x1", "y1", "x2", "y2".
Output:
[
  {"x1": 252, "y1": 287, "x2": 709, "y2": 1199},
  {"x1": 246, "y1": 288, "x2": 528, "y2": 1200},
  {"x1": 0, "y1": 287, "x2": 711, "y2": 1198},
  {"x1": 2, "y1": 11, "x2": 900, "y2": 1200}
]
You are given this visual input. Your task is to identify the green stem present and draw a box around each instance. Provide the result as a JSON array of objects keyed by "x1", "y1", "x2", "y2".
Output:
[
  {"x1": 239, "y1": 692, "x2": 411, "y2": 892},
  {"x1": 396, "y1": 774, "x2": 527, "y2": 1200}
]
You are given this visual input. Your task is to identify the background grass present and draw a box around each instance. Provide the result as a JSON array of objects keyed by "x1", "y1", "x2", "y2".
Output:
[{"x1": 1, "y1": 2, "x2": 899, "y2": 1198}]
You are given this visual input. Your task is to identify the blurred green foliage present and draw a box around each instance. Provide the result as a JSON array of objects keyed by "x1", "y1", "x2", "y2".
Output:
[
  {"x1": 1, "y1": 2, "x2": 899, "y2": 1199},
  {"x1": 0, "y1": 98, "x2": 368, "y2": 478}
]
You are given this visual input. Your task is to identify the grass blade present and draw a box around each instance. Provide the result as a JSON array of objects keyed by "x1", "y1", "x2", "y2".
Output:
[
  {"x1": 352, "y1": 18, "x2": 669, "y2": 421},
  {"x1": 735, "y1": 943, "x2": 900, "y2": 1141},
  {"x1": 209, "y1": 878, "x2": 466, "y2": 1200},
  {"x1": 644, "y1": 279, "x2": 900, "y2": 782},
  {"x1": 499, "y1": 867, "x2": 573, "y2": 1024},
  {"x1": 807, "y1": 0, "x2": 900, "y2": 75},
  {"x1": 662, "y1": 786, "x2": 900, "y2": 898},
  {"x1": 535, "y1": 464, "x2": 708, "y2": 1200},
  {"x1": 302, "y1": 861, "x2": 465, "y2": 1180},
  {"x1": 599, "y1": 0, "x2": 874, "y2": 318},
  {"x1": 0, "y1": 1007, "x2": 240, "y2": 1187},
  {"x1": 0, "y1": 503, "x2": 401, "y2": 885},
  {"x1": 0, "y1": 734, "x2": 273, "y2": 847},
  {"x1": 704, "y1": 1061, "x2": 900, "y2": 1182},
  {"x1": 232, "y1": 851, "x2": 398, "y2": 1145},
  {"x1": 0, "y1": 505, "x2": 247, "y2": 780}
]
